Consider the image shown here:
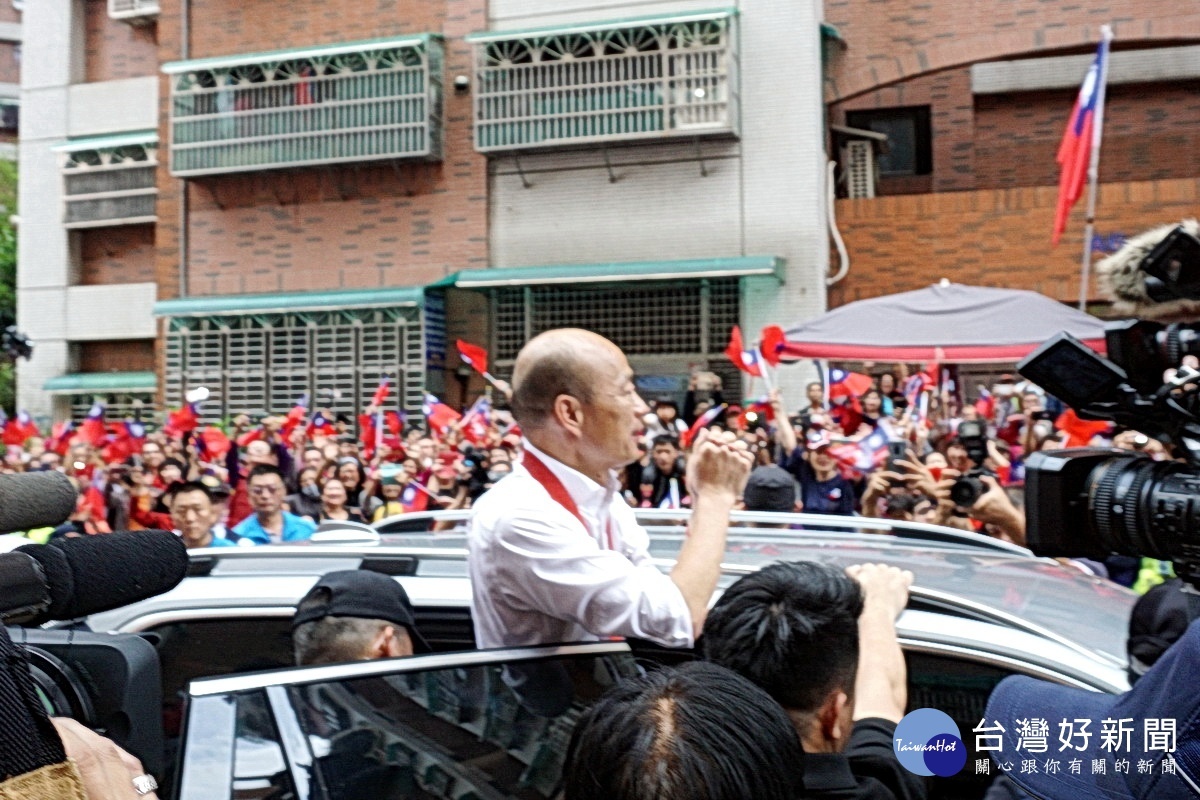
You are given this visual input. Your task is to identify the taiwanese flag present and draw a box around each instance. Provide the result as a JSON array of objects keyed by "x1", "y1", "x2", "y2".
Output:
[
  {"x1": 197, "y1": 426, "x2": 232, "y2": 460},
  {"x1": 828, "y1": 368, "x2": 874, "y2": 401},
  {"x1": 456, "y1": 340, "x2": 489, "y2": 375},
  {"x1": 47, "y1": 421, "x2": 74, "y2": 456},
  {"x1": 723, "y1": 326, "x2": 763, "y2": 377},
  {"x1": 461, "y1": 396, "x2": 492, "y2": 445},
  {"x1": 280, "y1": 394, "x2": 309, "y2": 437},
  {"x1": 681, "y1": 403, "x2": 726, "y2": 449},
  {"x1": 827, "y1": 426, "x2": 891, "y2": 480},
  {"x1": 371, "y1": 378, "x2": 391, "y2": 408},
  {"x1": 78, "y1": 402, "x2": 109, "y2": 447},
  {"x1": 235, "y1": 427, "x2": 265, "y2": 448},
  {"x1": 102, "y1": 419, "x2": 145, "y2": 463},
  {"x1": 758, "y1": 325, "x2": 786, "y2": 367},
  {"x1": 165, "y1": 403, "x2": 200, "y2": 437},
  {"x1": 307, "y1": 410, "x2": 332, "y2": 439},
  {"x1": 422, "y1": 393, "x2": 461, "y2": 436},
  {"x1": 358, "y1": 412, "x2": 377, "y2": 458},
  {"x1": 3, "y1": 409, "x2": 39, "y2": 446},
  {"x1": 1052, "y1": 31, "x2": 1111, "y2": 246},
  {"x1": 384, "y1": 410, "x2": 405, "y2": 437},
  {"x1": 1056, "y1": 408, "x2": 1110, "y2": 447}
]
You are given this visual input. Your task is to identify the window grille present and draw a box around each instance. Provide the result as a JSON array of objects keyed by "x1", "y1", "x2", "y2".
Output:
[
  {"x1": 61, "y1": 140, "x2": 157, "y2": 229},
  {"x1": 68, "y1": 393, "x2": 158, "y2": 425},
  {"x1": 164, "y1": 307, "x2": 424, "y2": 426},
  {"x1": 166, "y1": 36, "x2": 444, "y2": 177},
  {"x1": 472, "y1": 12, "x2": 738, "y2": 152},
  {"x1": 108, "y1": 0, "x2": 159, "y2": 22},
  {"x1": 490, "y1": 278, "x2": 740, "y2": 390}
]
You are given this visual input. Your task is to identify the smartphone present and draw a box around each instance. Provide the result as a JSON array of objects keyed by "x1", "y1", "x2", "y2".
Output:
[{"x1": 885, "y1": 440, "x2": 908, "y2": 473}]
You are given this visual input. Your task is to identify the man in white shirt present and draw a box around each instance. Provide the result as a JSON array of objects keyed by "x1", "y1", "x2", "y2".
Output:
[{"x1": 469, "y1": 328, "x2": 752, "y2": 650}]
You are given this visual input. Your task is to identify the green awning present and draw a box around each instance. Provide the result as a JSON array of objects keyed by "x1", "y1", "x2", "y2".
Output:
[
  {"x1": 162, "y1": 34, "x2": 436, "y2": 74},
  {"x1": 154, "y1": 286, "x2": 425, "y2": 317},
  {"x1": 52, "y1": 130, "x2": 158, "y2": 153},
  {"x1": 466, "y1": 8, "x2": 736, "y2": 42},
  {"x1": 434, "y1": 256, "x2": 783, "y2": 289},
  {"x1": 820, "y1": 22, "x2": 843, "y2": 41},
  {"x1": 43, "y1": 371, "x2": 157, "y2": 395}
]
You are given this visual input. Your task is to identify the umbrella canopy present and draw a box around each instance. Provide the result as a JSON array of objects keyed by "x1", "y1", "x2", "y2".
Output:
[{"x1": 781, "y1": 283, "x2": 1106, "y2": 363}]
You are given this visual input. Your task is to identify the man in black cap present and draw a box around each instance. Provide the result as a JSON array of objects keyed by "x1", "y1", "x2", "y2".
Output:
[
  {"x1": 741, "y1": 464, "x2": 799, "y2": 512},
  {"x1": 292, "y1": 570, "x2": 431, "y2": 665}
]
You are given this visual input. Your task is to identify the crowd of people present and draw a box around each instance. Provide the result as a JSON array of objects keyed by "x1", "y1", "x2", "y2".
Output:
[{"x1": 0, "y1": 351, "x2": 1174, "y2": 592}]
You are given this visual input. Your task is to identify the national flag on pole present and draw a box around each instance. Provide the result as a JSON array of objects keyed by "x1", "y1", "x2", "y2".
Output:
[
  {"x1": 197, "y1": 426, "x2": 232, "y2": 460},
  {"x1": 422, "y1": 393, "x2": 462, "y2": 436},
  {"x1": 974, "y1": 387, "x2": 996, "y2": 421},
  {"x1": 460, "y1": 396, "x2": 492, "y2": 445},
  {"x1": 681, "y1": 403, "x2": 726, "y2": 449},
  {"x1": 371, "y1": 378, "x2": 391, "y2": 408},
  {"x1": 456, "y1": 340, "x2": 490, "y2": 375},
  {"x1": 758, "y1": 325, "x2": 787, "y2": 367},
  {"x1": 827, "y1": 426, "x2": 891, "y2": 479},
  {"x1": 307, "y1": 410, "x2": 332, "y2": 439},
  {"x1": 3, "y1": 409, "x2": 39, "y2": 446},
  {"x1": 47, "y1": 421, "x2": 74, "y2": 456},
  {"x1": 1052, "y1": 32, "x2": 1111, "y2": 245},
  {"x1": 724, "y1": 326, "x2": 763, "y2": 377},
  {"x1": 280, "y1": 394, "x2": 309, "y2": 437},
  {"x1": 165, "y1": 403, "x2": 200, "y2": 437},
  {"x1": 78, "y1": 402, "x2": 109, "y2": 447},
  {"x1": 828, "y1": 368, "x2": 874, "y2": 400}
]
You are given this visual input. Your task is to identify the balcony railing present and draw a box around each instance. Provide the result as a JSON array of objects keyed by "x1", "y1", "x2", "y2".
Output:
[
  {"x1": 164, "y1": 35, "x2": 443, "y2": 177},
  {"x1": 108, "y1": 0, "x2": 159, "y2": 22},
  {"x1": 58, "y1": 133, "x2": 157, "y2": 229},
  {"x1": 469, "y1": 10, "x2": 738, "y2": 152}
]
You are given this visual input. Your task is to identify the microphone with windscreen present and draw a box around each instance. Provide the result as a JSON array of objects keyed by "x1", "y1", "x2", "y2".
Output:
[
  {"x1": 1, "y1": 531, "x2": 189, "y2": 625},
  {"x1": 0, "y1": 471, "x2": 79, "y2": 534}
]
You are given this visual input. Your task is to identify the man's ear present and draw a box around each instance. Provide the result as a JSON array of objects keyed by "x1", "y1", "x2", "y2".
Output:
[
  {"x1": 372, "y1": 625, "x2": 399, "y2": 659},
  {"x1": 817, "y1": 690, "x2": 852, "y2": 743},
  {"x1": 552, "y1": 394, "x2": 585, "y2": 437}
]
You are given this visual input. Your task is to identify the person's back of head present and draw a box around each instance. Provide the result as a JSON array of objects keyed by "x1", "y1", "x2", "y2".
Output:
[
  {"x1": 701, "y1": 561, "x2": 863, "y2": 719},
  {"x1": 291, "y1": 570, "x2": 430, "y2": 665},
  {"x1": 562, "y1": 661, "x2": 803, "y2": 800}
]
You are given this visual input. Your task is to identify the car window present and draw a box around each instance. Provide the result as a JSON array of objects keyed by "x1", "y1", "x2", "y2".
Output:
[{"x1": 180, "y1": 647, "x2": 642, "y2": 800}]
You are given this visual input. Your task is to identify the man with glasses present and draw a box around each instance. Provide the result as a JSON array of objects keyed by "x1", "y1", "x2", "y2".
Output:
[
  {"x1": 468, "y1": 328, "x2": 753, "y2": 650},
  {"x1": 231, "y1": 464, "x2": 316, "y2": 545}
]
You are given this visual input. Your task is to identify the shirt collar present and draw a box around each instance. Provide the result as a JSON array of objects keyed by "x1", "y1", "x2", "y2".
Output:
[
  {"x1": 521, "y1": 438, "x2": 618, "y2": 517},
  {"x1": 801, "y1": 753, "x2": 858, "y2": 791}
]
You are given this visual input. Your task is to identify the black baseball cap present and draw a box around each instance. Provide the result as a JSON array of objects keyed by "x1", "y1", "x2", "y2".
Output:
[
  {"x1": 291, "y1": 570, "x2": 431, "y2": 653},
  {"x1": 742, "y1": 465, "x2": 797, "y2": 512}
]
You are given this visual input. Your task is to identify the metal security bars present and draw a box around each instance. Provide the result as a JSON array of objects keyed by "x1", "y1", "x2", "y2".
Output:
[
  {"x1": 163, "y1": 307, "x2": 425, "y2": 425},
  {"x1": 166, "y1": 36, "x2": 444, "y2": 177},
  {"x1": 60, "y1": 138, "x2": 157, "y2": 229},
  {"x1": 490, "y1": 278, "x2": 740, "y2": 388},
  {"x1": 471, "y1": 11, "x2": 738, "y2": 152},
  {"x1": 108, "y1": 0, "x2": 159, "y2": 22},
  {"x1": 68, "y1": 394, "x2": 158, "y2": 425}
]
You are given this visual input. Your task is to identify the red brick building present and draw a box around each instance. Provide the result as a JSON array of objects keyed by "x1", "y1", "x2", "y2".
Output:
[{"x1": 822, "y1": 3, "x2": 1200, "y2": 308}]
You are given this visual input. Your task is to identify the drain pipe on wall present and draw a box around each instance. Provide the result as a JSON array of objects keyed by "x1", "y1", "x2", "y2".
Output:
[
  {"x1": 177, "y1": 0, "x2": 190, "y2": 297},
  {"x1": 826, "y1": 160, "x2": 849, "y2": 286}
]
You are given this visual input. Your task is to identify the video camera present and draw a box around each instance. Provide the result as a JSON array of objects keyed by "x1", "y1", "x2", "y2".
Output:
[
  {"x1": 1018, "y1": 223, "x2": 1200, "y2": 587},
  {"x1": 949, "y1": 419, "x2": 996, "y2": 507}
]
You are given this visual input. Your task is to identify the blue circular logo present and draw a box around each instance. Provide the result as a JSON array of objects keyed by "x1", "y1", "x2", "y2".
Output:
[{"x1": 893, "y1": 708, "x2": 967, "y2": 777}]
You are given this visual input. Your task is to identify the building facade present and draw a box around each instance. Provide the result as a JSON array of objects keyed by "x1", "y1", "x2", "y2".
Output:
[
  {"x1": 822, "y1": 2, "x2": 1200, "y2": 309},
  {"x1": 18, "y1": 0, "x2": 828, "y2": 423}
]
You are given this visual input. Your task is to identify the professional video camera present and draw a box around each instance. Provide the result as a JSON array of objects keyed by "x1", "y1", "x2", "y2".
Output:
[
  {"x1": 0, "y1": 471, "x2": 188, "y2": 778},
  {"x1": 1018, "y1": 222, "x2": 1200, "y2": 587},
  {"x1": 949, "y1": 419, "x2": 996, "y2": 507}
]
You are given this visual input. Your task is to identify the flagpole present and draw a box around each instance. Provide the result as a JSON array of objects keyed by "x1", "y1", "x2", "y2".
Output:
[
  {"x1": 756, "y1": 348, "x2": 774, "y2": 395},
  {"x1": 1077, "y1": 25, "x2": 1113, "y2": 311}
]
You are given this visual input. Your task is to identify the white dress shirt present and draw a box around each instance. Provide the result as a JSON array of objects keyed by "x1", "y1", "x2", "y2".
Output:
[{"x1": 468, "y1": 439, "x2": 694, "y2": 650}]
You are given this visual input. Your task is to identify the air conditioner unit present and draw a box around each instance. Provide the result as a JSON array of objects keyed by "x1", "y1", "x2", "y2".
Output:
[
  {"x1": 108, "y1": 0, "x2": 159, "y2": 24},
  {"x1": 843, "y1": 139, "x2": 876, "y2": 199}
]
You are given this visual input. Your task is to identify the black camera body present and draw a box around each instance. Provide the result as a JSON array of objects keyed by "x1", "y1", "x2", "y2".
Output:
[
  {"x1": 1017, "y1": 228, "x2": 1200, "y2": 585},
  {"x1": 14, "y1": 627, "x2": 164, "y2": 775}
]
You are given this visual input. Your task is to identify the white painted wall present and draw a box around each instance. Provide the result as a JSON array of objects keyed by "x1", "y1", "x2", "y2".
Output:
[
  {"x1": 64, "y1": 283, "x2": 157, "y2": 340},
  {"x1": 67, "y1": 76, "x2": 158, "y2": 136},
  {"x1": 485, "y1": 0, "x2": 828, "y2": 405},
  {"x1": 17, "y1": 1, "x2": 159, "y2": 418}
]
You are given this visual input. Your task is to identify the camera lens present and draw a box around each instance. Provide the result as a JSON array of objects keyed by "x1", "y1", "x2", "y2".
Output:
[
  {"x1": 950, "y1": 476, "x2": 984, "y2": 507},
  {"x1": 1086, "y1": 456, "x2": 1196, "y2": 560}
]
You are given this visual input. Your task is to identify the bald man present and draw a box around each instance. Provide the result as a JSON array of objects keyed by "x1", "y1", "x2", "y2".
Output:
[{"x1": 468, "y1": 329, "x2": 753, "y2": 650}]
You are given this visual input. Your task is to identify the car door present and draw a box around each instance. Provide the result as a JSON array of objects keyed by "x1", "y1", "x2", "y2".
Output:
[{"x1": 175, "y1": 641, "x2": 639, "y2": 800}]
